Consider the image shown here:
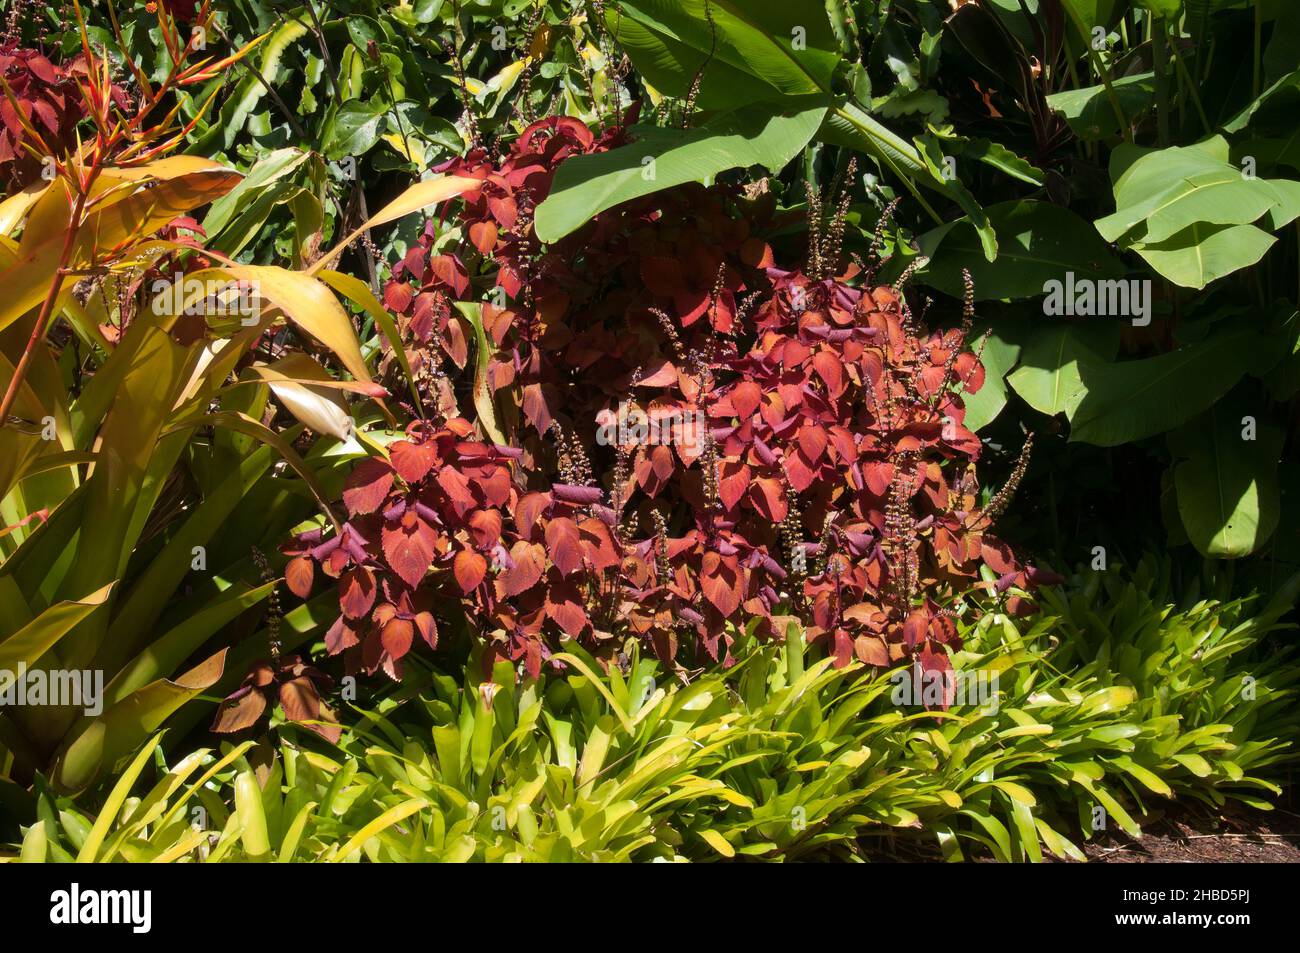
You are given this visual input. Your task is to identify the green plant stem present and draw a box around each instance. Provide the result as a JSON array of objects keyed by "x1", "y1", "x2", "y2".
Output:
[
  {"x1": 1170, "y1": 40, "x2": 1211, "y2": 134},
  {"x1": 1253, "y1": 0, "x2": 1263, "y2": 98},
  {"x1": 1153, "y1": 18, "x2": 1171, "y2": 146},
  {"x1": 831, "y1": 103, "x2": 942, "y2": 224},
  {"x1": 1063, "y1": 2, "x2": 1131, "y2": 142}
]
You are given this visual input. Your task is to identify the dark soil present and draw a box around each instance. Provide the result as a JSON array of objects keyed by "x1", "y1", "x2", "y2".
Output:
[
  {"x1": 1080, "y1": 796, "x2": 1300, "y2": 863},
  {"x1": 859, "y1": 790, "x2": 1300, "y2": 863}
]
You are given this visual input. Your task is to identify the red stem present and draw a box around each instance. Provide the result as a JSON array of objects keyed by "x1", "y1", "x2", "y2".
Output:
[{"x1": 0, "y1": 168, "x2": 98, "y2": 426}]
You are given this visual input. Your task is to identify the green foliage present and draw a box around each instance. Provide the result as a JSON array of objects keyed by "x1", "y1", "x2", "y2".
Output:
[
  {"x1": 539, "y1": 0, "x2": 997, "y2": 256},
  {"x1": 535, "y1": 100, "x2": 827, "y2": 241},
  {"x1": 11, "y1": 562, "x2": 1296, "y2": 862},
  {"x1": 6, "y1": 0, "x2": 1300, "y2": 864},
  {"x1": 1097, "y1": 136, "x2": 1300, "y2": 289}
]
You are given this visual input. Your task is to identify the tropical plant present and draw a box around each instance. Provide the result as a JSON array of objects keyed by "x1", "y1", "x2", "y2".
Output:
[
  {"x1": 0, "y1": 2, "x2": 394, "y2": 792},
  {"x1": 905, "y1": 0, "x2": 1300, "y2": 566},
  {"x1": 275, "y1": 100, "x2": 1054, "y2": 695},
  {"x1": 8, "y1": 558, "x2": 1297, "y2": 862}
]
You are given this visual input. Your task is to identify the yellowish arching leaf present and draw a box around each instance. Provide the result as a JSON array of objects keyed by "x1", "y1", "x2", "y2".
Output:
[
  {"x1": 75, "y1": 732, "x2": 166, "y2": 862},
  {"x1": 214, "y1": 265, "x2": 372, "y2": 384},
  {"x1": 333, "y1": 798, "x2": 429, "y2": 862},
  {"x1": 151, "y1": 828, "x2": 208, "y2": 863},
  {"x1": 20, "y1": 175, "x2": 111, "y2": 255},
  {"x1": 307, "y1": 175, "x2": 478, "y2": 275},
  {"x1": 154, "y1": 740, "x2": 256, "y2": 833},
  {"x1": 0, "y1": 582, "x2": 114, "y2": 671},
  {"x1": 550, "y1": 652, "x2": 635, "y2": 734},
  {"x1": 19, "y1": 161, "x2": 225, "y2": 261},
  {"x1": 0, "y1": 181, "x2": 47, "y2": 237},
  {"x1": 99, "y1": 156, "x2": 237, "y2": 182},
  {"x1": 316, "y1": 269, "x2": 422, "y2": 416},
  {"x1": 55, "y1": 649, "x2": 230, "y2": 795},
  {"x1": 0, "y1": 168, "x2": 242, "y2": 335},
  {"x1": 255, "y1": 351, "x2": 386, "y2": 397},
  {"x1": 14, "y1": 450, "x2": 96, "y2": 482},
  {"x1": 58, "y1": 293, "x2": 111, "y2": 351},
  {"x1": 240, "y1": 371, "x2": 379, "y2": 398},
  {"x1": 263, "y1": 373, "x2": 352, "y2": 442},
  {"x1": 699, "y1": 829, "x2": 736, "y2": 858},
  {"x1": 172, "y1": 336, "x2": 237, "y2": 411}
]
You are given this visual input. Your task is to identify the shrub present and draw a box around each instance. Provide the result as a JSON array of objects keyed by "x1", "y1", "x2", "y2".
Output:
[{"x1": 287, "y1": 117, "x2": 1042, "y2": 695}]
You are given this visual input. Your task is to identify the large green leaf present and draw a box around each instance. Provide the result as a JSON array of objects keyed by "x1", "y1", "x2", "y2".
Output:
[
  {"x1": 200, "y1": 17, "x2": 310, "y2": 152},
  {"x1": 608, "y1": 0, "x2": 839, "y2": 110},
  {"x1": 1097, "y1": 164, "x2": 1294, "y2": 244},
  {"x1": 203, "y1": 148, "x2": 311, "y2": 240},
  {"x1": 603, "y1": 0, "x2": 995, "y2": 257},
  {"x1": 962, "y1": 328, "x2": 1021, "y2": 432},
  {"x1": 1222, "y1": 68, "x2": 1300, "y2": 134},
  {"x1": 1097, "y1": 136, "x2": 1300, "y2": 287},
  {"x1": 1046, "y1": 73, "x2": 1157, "y2": 141},
  {"x1": 1133, "y1": 222, "x2": 1276, "y2": 290},
  {"x1": 324, "y1": 100, "x2": 388, "y2": 162},
  {"x1": 1169, "y1": 401, "x2": 1285, "y2": 557},
  {"x1": 1069, "y1": 329, "x2": 1269, "y2": 446},
  {"x1": 1007, "y1": 322, "x2": 1120, "y2": 419},
  {"x1": 535, "y1": 102, "x2": 826, "y2": 242},
  {"x1": 920, "y1": 200, "x2": 1124, "y2": 301}
]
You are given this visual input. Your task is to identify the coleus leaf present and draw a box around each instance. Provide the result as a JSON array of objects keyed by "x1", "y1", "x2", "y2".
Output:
[
  {"x1": 500, "y1": 541, "x2": 546, "y2": 596},
  {"x1": 700, "y1": 551, "x2": 742, "y2": 617},
  {"x1": 453, "y1": 548, "x2": 488, "y2": 593},
  {"x1": 382, "y1": 517, "x2": 436, "y2": 588},
  {"x1": 284, "y1": 555, "x2": 315, "y2": 599},
  {"x1": 545, "y1": 516, "x2": 584, "y2": 576},
  {"x1": 390, "y1": 439, "x2": 440, "y2": 483},
  {"x1": 339, "y1": 567, "x2": 377, "y2": 619},
  {"x1": 342, "y1": 458, "x2": 394, "y2": 515}
]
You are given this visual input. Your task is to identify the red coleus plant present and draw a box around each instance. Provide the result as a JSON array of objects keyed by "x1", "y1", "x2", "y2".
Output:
[
  {"x1": 0, "y1": 45, "x2": 87, "y2": 190},
  {"x1": 211, "y1": 655, "x2": 341, "y2": 744},
  {"x1": 287, "y1": 114, "x2": 1045, "y2": 706}
]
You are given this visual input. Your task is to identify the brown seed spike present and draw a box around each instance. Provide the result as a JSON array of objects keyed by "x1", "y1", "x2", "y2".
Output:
[
  {"x1": 681, "y1": 0, "x2": 716, "y2": 128},
  {"x1": 865, "y1": 198, "x2": 902, "y2": 283},
  {"x1": 971, "y1": 434, "x2": 1034, "y2": 531}
]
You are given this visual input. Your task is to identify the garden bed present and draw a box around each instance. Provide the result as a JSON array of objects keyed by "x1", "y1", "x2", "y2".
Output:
[{"x1": 1, "y1": 1, "x2": 1298, "y2": 868}]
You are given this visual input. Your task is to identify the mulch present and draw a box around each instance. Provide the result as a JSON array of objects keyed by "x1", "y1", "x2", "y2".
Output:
[{"x1": 1080, "y1": 794, "x2": 1300, "y2": 863}]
